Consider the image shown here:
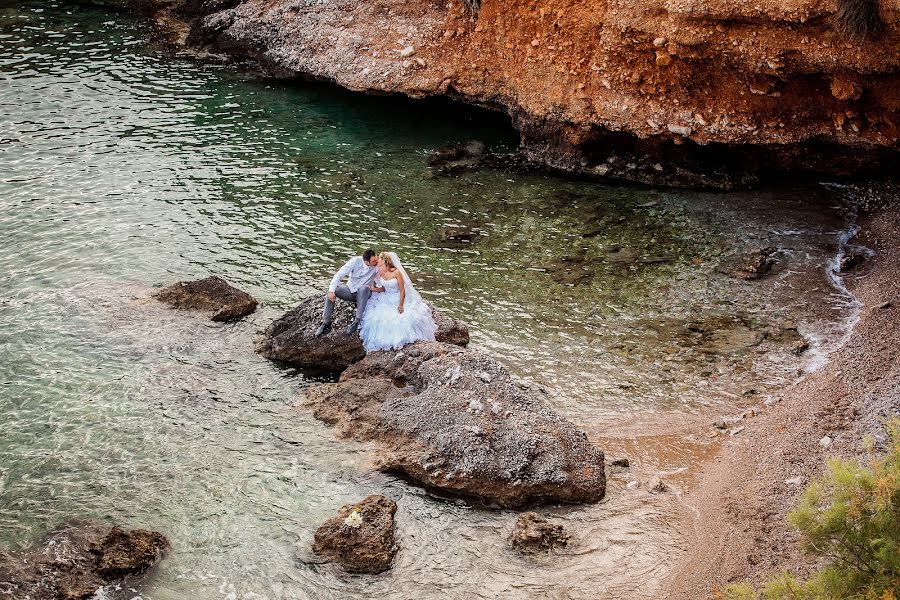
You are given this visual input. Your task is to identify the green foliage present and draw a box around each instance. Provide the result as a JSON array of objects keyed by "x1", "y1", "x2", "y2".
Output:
[
  {"x1": 835, "y1": 0, "x2": 883, "y2": 38},
  {"x1": 723, "y1": 418, "x2": 900, "y2": 600}
]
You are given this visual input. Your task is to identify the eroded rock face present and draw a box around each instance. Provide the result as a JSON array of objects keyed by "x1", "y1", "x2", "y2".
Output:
[
  {"x1": 509, "y1": 512, "x2": 571, "y2": 554},
  {"x1": 303, "y1": 341, "x2": 606, "y2": 508},
  {"x1": 132, "y1": 0, "x2": 899, "y2": 188},
  {"x1": 254, "y1": 294, "x2": 469, "y2": 370},
  {"x1": 312, "y1": 495, "x2": 398, "y2": 574},
  {"x1": 0, "y1": 520, "x2": 169, "y2": 600},
  {"x1": 154, "y1": 276, "x2": 257, "y2": 321}
]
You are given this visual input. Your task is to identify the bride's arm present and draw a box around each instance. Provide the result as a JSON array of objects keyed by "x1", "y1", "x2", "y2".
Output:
[
  {"x1": 368, "y1": 276, "x2": 385, "y2": 293},
  {"x1": 396, "y1": 272, "x2": 406, "y2": 313}
]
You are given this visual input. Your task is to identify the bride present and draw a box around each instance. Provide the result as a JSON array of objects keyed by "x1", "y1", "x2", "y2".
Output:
[{"x1": 359, "y1": 251, "x2": 437, "y2": 352}]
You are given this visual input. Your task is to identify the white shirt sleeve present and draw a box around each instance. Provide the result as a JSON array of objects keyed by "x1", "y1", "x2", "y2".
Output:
[{"x1": 329, "y1": 258, "x2": 356, "y2": 293}]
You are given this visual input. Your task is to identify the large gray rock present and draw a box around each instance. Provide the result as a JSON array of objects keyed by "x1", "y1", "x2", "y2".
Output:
[
  {"x1": 254, "y1": 294, "x2": 469, "y2": 370},
  {"x1": 312, "y1": 495, "x2": 398, "y2": 574},
  {"x1": 154, "y1": 276, "x2": 257, "y2": 321},
  {"x1": 303, "y1": 342, "x2": 606, "y2": 508},
  {"x1": 0, "y1": 520, "x2": 169, "y2": 600}
]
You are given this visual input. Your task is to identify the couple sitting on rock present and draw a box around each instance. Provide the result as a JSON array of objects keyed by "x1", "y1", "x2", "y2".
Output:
[{"x1": 315, "y1": 249, "x2": 437, "y2": 352}]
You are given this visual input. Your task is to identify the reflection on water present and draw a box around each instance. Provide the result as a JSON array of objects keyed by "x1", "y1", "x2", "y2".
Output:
[{"x1": 0, "y1": 3, "x2": 857, "y2": 599}]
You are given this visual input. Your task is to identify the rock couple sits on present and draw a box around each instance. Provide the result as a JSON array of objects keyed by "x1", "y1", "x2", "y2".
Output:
[{"x1": 315, "y1": 249, "x2": 437, "y2": 352}]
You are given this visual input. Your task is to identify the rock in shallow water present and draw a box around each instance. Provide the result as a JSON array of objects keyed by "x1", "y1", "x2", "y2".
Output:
[
  {"x1": 312, "y1": 495, "x2": 398, "y2": 574},
  {"x1": 154, "y1": 275, "x2": 257, "y2": 321},
  {"x1": 0, "y1": 520, "x2": 169, "y2": 600},
  {"x1": 302, "y1": 341, "x2": 606, "y2": 508},
  {"x1": 254, "y1": 293, "x2": 469, "y2": 370},
  {"x1": 509, "y1": 512, "x2": 571, "y2": 554}
]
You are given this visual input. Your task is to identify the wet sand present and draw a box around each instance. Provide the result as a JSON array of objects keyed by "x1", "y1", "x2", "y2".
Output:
[{"x1": 661, "y1": 185, "x2": 900, "y2": 598}]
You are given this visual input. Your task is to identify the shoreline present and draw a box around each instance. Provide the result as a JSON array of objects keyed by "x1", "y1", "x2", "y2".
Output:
[{"x1": 661, "y1": 183, "x2": 899, "y2": 598}]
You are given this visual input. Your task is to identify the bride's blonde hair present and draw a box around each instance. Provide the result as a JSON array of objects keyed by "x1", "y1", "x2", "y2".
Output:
[{"x1": 379, "y1": 252, "x2": 396, "y2": 270}]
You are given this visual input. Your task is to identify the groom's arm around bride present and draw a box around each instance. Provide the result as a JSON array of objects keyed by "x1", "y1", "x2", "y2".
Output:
[{"x1": 315, "y1": 248, "x2": 379, "y2": 337}]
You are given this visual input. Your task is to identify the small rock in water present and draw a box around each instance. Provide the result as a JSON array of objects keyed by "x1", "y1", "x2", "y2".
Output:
[
  {"x1": 792, "y1": 339, "x2": 810, "y2": 355},
  {"x1": 509, "y1": 512, "x2": 571, "y2": 554},
  {"x1": 0, "y1": 520, "x2": 169, "y2": 600},
  {"x1": 398, "y1": 46, "x2": 414, "y2": 57},
  {"x1": 479, "y1": 371, "x2": 492, "y2": 383},
  {"x1": 648, "y1": 476, "x2": 669, "y2": 494},
  {"x1": 153, "y1": 276, "x2": 258, "y2": 321},
  {"x1": 714, "y1": 418, "x2": 728, "y2": 430},
  {"x1": 312, "y1": 495, "x2": 398, "y2": 573},
  {"x1": 819, "y1": 435, "x2": 833, "y2": 448},
  {"x1": 785, "y1": 476, "x2": 805, "y2": 486}
]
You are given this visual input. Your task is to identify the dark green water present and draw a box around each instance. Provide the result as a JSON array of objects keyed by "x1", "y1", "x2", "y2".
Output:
[{"x1": 0, "y1": 3, "x2": 860, "y2": 598}]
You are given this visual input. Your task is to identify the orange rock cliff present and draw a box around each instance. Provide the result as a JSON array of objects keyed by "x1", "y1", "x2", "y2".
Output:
[{"x1": 136, "y1": 0, "x2": 900, "y2": 188}]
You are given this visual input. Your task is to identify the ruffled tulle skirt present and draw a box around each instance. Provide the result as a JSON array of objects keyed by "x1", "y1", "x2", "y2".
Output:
[{"x1": 360, "y1": 293, "x2": 437, "y2": 352}]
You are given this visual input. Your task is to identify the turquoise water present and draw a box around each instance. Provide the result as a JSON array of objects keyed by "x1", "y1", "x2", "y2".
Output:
[{"x1": 0, "y1": 3, "x2": 859, "y2": 598}]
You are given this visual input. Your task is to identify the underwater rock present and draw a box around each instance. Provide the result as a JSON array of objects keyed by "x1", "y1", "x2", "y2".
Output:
[
  {"x1": 255, "y1": 293, "x2": 469, "y2": 370},
  {"x1": 154, "y1": 275, "x2": 257, "y2": 321},
  {"x1": 716, "y1": 247, "x2": 778, "y2": 280},
  {"x1": 312, "y1": 495, "x2": 398, "y2": 574},
  {"x1": 0, "y1": 520, "x2": 169, "y2": 600},
  {"x1": 426, "y1": 140, "x2": 486, "y2": 175},
  {"x1": 540, "y1": 255, "x2": 594, "y2": 285},
  {"x1": 509, "y1": 512, "x2": 571, "y2": 553},
  {"x1": 433, "y1": 224, "x2": 481, "y2": 248},
  {"x1": 302, "y1": 341, "x2": 606, "y2": 508}
]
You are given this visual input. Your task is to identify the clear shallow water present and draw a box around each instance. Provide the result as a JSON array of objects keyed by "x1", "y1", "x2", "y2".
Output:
[{"x1": 0, "y1": 3, "x2": 858, "y2": 599}]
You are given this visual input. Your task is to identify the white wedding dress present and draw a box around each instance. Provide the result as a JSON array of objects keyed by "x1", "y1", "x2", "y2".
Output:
[{"x1": 360, "y1": 254, "x2": 436, "y2": 352}]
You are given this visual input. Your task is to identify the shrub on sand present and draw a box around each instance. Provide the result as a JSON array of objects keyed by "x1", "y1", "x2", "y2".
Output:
[{"x1": 724, "y1": 418, "x2": 900, "y2": 600}]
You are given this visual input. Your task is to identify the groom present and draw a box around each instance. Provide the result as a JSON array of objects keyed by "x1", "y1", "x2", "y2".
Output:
[{"x1": 314, "y1": 249, "x2": 379, "y2": 336}]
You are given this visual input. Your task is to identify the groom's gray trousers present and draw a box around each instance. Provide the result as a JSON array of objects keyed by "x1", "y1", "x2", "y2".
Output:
[{"x1": 322, "y1": 284, "x2": 372, "y2": 324}]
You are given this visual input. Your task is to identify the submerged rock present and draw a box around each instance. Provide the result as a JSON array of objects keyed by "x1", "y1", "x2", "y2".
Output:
[
  {"x1": 509, "y1": 512, "x2": 571, "y2": 554},
  {"x1": 254, "y1": 293, "x2": 469, "y2": 370},
  {"x1": 154, "y1": 275, "x2": 257, "y2": 321},
  {"x1": 433, "y1": 223, "x2": 481, "y2": 248},
  {"x1": 716, "y1": 246, "x2": 779, "y2": 280},
  {"x1": 302, "y1": 341, "x2": 606, "y2": 508},
  {"x1": 426, "y1": 140, "x2": 486, "y2": 175},
  {"x1": 312, "y1": 495, "x2": 398, "y2": 574},
  {"x1": 0, "y1": 520, "x2": 169, "y2": 600}
]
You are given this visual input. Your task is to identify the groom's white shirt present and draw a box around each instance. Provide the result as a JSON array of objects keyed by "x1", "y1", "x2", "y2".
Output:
[{"x1": 329, "y1": 256, "x2": 378, "y2": 294}]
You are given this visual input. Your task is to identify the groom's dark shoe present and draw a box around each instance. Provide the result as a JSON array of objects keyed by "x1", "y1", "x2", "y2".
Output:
[
  {"x1": 345, "y1": 319, "x2": 360, "y2": 335},
  {"x1": 314, "y1": 322, "x2": 331, "y2": 337}
]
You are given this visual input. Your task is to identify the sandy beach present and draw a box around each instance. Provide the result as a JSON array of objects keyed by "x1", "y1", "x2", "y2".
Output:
[{"x1": 664, "y1": 183, "x2": 899, "y2": 598}]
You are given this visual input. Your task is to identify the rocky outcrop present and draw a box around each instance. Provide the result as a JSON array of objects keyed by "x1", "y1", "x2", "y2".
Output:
[
  {"x1": 254, "y1": 293, "x2": 469, "y2": 370},
  {"x1": 131, "y1": 0, "x2": 899, "y2": 188},
  {"x1": 312, "y1": 495, "x2": 399, "y2": 574},
  {"x1": 0, "y1": 520, "x2": 169, "y2": 600},
  {"x1": 154, "y1": 276, "x2": 257, "y2": 321},
  {"x1": 509, "y1": 512, "x2": 571, "y2": 554},
  {"x1": 302, "y1": 341, "x2": 606, "y2": 508}
]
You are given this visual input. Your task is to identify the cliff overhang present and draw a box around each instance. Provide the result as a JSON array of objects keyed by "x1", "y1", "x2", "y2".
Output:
[{"x1": 130, "y1": 0, "x2": 900, "y2": 189}]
